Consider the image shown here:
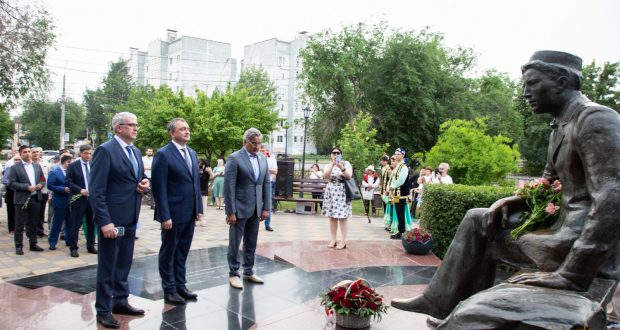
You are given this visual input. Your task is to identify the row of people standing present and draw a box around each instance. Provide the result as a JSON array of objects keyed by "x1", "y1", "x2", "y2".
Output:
[{"x1": 1, "y1": 145, "x2": 96, "y2": 257}]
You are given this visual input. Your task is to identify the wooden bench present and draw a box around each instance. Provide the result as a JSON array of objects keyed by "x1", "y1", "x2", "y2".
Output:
[{"x1": 274, "y1": 178, "x2": 327, "y2": 213}]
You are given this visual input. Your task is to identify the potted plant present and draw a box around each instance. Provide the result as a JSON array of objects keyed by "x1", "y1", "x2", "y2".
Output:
[
  {"x1": 320, "y1": 279, "x2": 388, "y2": 329},
  {"x1": 402, "y1": 227, "x2": 432, "y2": 255}
]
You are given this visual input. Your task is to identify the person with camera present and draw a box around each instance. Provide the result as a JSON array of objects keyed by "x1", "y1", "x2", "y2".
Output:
[
  {"x1": 322, "y1": 147, "x2": 353, "y2": 250},
  {"x1": 431, "y1": 162, "x2": 453, "y2": 184}
]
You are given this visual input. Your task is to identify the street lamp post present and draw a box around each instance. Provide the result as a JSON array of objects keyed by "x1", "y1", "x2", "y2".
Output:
[{"x1": 300, "y1": 107, "x2": 311, "y2": 196}]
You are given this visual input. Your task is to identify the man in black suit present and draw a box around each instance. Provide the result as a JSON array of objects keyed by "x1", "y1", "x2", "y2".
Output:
[
  {"x1": 90, "y1": 112, "x2": 149, "y2": 329},
  {"x1": 8, "y1": 145, "x2": 45, "y2": 255},
  {"x1": 66, "y1": 144, "x2": 97, "y2": 257},
  {"x1": 152, "y1": 118, "x2": 203, "y2": 305}
]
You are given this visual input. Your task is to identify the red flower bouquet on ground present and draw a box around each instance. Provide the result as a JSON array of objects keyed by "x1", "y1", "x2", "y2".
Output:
[
  {"x1": 402, "y1": 227, "x2": 433, "y2": 255},
  {"x1": 511, "y1": 178, "x2": 562, "y2": 239},
  {"x1": 320, "y1": 279, "x2": 388, "y2": 328}
]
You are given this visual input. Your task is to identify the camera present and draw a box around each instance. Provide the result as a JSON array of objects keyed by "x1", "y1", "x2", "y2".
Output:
[{"x1": 435, "y1": 168, "x2": 442, "y2": 175}]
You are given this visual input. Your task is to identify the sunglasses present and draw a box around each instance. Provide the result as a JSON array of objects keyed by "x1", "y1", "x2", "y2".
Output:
[{"x1": 331, "y1": 151, "x2": 341, "y2": 155}]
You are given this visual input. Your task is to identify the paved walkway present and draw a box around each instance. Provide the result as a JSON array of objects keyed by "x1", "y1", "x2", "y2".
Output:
[{"x1": 0, "y1": 204, "x2": 395, "y2": 282}]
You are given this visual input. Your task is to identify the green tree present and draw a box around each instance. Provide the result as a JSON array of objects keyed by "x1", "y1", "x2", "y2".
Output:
[
  {"x1": 337, "y1": 112, "x2": 388, "y2": 180},
  {"x1": 424, "y1": 118, "x2": 520, "y2": 185},
  {"x1": 581, "y1": 60, "x2": 620, "y2": 111},
  {"x1": 235, "y1": 67, "x2": 277, "y2": 107},
  {"x1": 129, "y1": 85, "x2": 279, "y2": 160},
  {"x1": 20, "y1": 98, "x2": 85, "y2": 149},
  {"x1": 0, "y1": 110, "x2": 14, "y2": 143},
  {"x1": 83, "y1": 59, "x2": 134, "y2": 143},
  {"x1": 468, "y1": 71, "x2": 524, "y2": 147},
  {"x1": 299, "y1": 22, "x2": 386, "y2": 152},
  {"x1": 366, "y1": 29, "x2": 475, "y2": 152},
  {"x1": 0, "y1": 0, "x2": 56, "y2": 110}
]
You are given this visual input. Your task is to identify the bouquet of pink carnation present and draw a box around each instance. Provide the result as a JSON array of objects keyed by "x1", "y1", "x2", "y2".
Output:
[{"x1": 511, "y1": 178, "x2": 562, "y2": 239}]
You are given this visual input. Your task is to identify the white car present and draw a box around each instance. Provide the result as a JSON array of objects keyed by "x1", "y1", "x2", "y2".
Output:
[{"x1": 42, "y1": 150, "x2": 59, "y2": 162}]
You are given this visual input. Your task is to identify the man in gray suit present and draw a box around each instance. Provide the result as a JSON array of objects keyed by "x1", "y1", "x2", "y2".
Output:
[
  {"x1": 225, "y1": 128, "x2": 271, "y2": 289},
  {"x1": 9, "y1": 145, "x2": 45, "y2": 255}
]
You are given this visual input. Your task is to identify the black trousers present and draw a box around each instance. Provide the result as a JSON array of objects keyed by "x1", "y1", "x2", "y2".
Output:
[
  {"x1": 14, "y1": 200, "x2": 41, "y2": 248},
  {"x1": 5, "y1": 189, "x2": 15, "y2": 232},
  {"x1": 394, "y1": 199, "x2": 407, "y2": 234},
  {"x1": 68, "y1": 200, "x2": 95, "y2": 250},
  {"x1": 37, "y1": 193, "x2": 48, "y2": 234}
]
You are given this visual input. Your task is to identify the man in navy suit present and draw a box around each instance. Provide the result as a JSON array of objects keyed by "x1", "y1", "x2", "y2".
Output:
[
  {"x1": 47, "y1": 154, "x2": 73, "y2": 250},
  {"x1": 90, "y1": 112, "x2": 149, "y2": 329},
  {"x1": 66, "y1": 144, "x2": 96, "y2": 257},
  {"x1": 225, "y1": 128, "x2": 271, "y2": 290},
  {"x1": 152, "y1": 118, "x2": 203, "y2": 305}
]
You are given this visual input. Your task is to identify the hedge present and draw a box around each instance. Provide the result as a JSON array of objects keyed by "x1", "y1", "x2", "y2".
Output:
[{"x1": 419, "y1": 184, "x2": 515, "y2": 259}]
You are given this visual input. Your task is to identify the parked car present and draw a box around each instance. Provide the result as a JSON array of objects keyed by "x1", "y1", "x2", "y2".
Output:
[{"x1": 42, "y1": 150, "x2": 59, "y2": 162}]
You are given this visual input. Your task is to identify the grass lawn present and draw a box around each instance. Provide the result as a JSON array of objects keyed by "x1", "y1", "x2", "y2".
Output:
[{"x1": 277, "y1": 199, "x2": 380, "y2": 217}]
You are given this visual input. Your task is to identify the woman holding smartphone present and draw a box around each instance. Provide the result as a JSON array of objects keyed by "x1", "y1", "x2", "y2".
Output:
[{"x1": 322, "y1": 147, "x2": 353, "y2": 250}]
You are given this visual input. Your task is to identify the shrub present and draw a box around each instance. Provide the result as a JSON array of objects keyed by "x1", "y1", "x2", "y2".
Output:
[{"x1": 419, "y1": 184, "x2": 514, "y2": 258}]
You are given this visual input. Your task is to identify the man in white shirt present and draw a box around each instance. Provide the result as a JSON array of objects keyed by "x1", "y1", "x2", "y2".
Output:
[
  {"x1": 262, "y1": 149, "x2": 277, "y2": 232},
  {"x1": 31, "y1": 147, "x2": 50, "y2": 237},
  {"x1": 142, "y1": 148, "x2": 153, "y2": 179}
]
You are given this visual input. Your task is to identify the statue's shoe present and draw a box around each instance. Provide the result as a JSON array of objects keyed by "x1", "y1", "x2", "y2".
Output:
[{"x1": 391, "y1": 294, "x2": 449, "y2": 319}]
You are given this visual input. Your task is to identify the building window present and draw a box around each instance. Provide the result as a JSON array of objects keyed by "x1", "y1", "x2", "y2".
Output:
[
  {"x1": 294, "y1": 136, "x2": 298, "y2": 143},
  {"x1": 177, "y1": 55, "x2": 180, "y2": 63},
  {"x1": 279, "y1": 56, "x2": 285, "y2": 67},
  {"x1": 280, "y1": 104, "x2": 284, "y2": 112},
  {"x1": 277, "y1": 136, "x2": 283, "y2": 143},
  {"x1": 169, "y1": 58, "x2": 173, "y2": 64},
  {"x1": 169, "y1": 73, "x2": 172, "y2": 80},
  {"x1": 146, "y1": 66, "x2": 149, "y2": 72}
]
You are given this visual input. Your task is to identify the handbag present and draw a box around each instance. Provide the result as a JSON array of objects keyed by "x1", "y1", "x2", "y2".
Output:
[{"x1": 344, "y1": 177, "x2": 362, "y2": 202}]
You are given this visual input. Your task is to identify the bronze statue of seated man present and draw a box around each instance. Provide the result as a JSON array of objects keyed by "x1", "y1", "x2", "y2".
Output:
[{"x1": 392, "y1": 50, "x2": 620, "y2": 320}]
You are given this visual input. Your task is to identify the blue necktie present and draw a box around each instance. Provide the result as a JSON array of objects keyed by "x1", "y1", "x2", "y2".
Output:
[
  {"x1": 126, "y1": 146, "x2": 139, "y2": 178},
  {"x1": 181, "y1": 148, "x2": 192, "y2": 174}
]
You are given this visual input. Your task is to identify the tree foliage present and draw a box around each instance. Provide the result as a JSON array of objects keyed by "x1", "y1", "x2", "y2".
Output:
[
  {"x1": 83, "y1": 59, "x2": 134, "y2": 144},
  {"x1": 337, "y1": 111, "x2": 388, "y2": 180},
  {"x1": 581, "y1": 60, "x2": 620, "y2": 111},
  {"x1": 20, "y1": 98, "x2": 85, "y2": 149},
  {"x1": 299, "y1": 22, "x2": 386, "y2": 152},
  {"x1": 424, "y1": 118, "x2": 520, "y2": 185},
  {"x1": 130, "y1": 85, "x2": 279, "y2": 161},
  {"x1": 0, "y1": 110, "x2": 13, "y2": 143},
  {"x1": 0, "y1": 0, "x2": 56, "y2": 109},
  {"x1": 235, "y1": 66, "x2": 277, "y2": 109}
]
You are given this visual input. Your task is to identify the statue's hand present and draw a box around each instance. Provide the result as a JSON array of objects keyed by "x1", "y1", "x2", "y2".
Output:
[
  {"x1": 482, "y1": 199, "x2": 509, "y2": 241},
  {"x1": 507, "y1": 271, "x2": 584, "y2": 291}
]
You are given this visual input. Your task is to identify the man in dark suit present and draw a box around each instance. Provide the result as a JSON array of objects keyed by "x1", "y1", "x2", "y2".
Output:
[
  {"x1": 225, "y1": 128, "x2": 271, "y2": 290},
  {"x1": 152, "y1": 118, "x2": 203, "y2": 305},
  {"x1": 90, "y1": 112, "x2": 149, "y2": 329},
  {"x1": 66, "y1": 144, "x2": 96, "y2": 257},
  {"x1": 8, "y1": 145, "x2": 45, "y2": 255},
  {"x1": 47, "y1": 154, "x2": 73, "y2": 250},
  {"x1": 392, "y1": 51, "x2": 620, "y2": 320}
]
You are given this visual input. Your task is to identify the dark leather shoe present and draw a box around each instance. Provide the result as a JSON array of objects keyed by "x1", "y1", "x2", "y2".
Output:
[
  {"x1": 70, "y1": 249, "x2": 79, "y2": 258},
  {"x1": 390, "y1": 233, "x2": 403, "y2": 239},
  {"x1": 96, "y1": 313, "x2": 120, "y2": 329},
  {"x1": 265, "y1": 226, "x2": 274, "y2": 232},
  {"x1": 16, "y1": 247, "x2": 24, "y2": 255},
  {"x1": 164, "y1": 292, "x2": 186, "y2": 305},
  {"x1": 112, "y1": 303, "x2": 145, "y2": 316},
  {"x1": 29, "y1": 245, "x2": 44, "y2": 252},
  {"x1": 49, "y1": 245, "x2": 56, "y2": 251},
  {"x1": 87, "y1": 247, "x2": 98, "y2": 254},
  {"x1": 177, "y1": 287, "x2": 197, "y2": 300}
]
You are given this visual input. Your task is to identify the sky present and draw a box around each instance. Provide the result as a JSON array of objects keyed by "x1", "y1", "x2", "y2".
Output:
[{"x1": 40, "y1": 0, "x2": 619, "y2": 103}]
